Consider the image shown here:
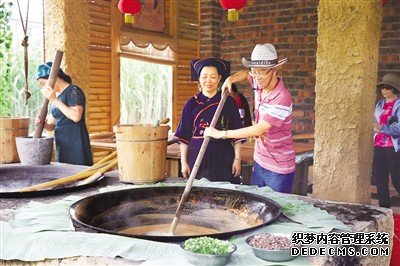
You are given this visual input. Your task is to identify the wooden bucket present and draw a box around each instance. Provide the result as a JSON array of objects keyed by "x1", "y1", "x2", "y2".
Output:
[
  {"x1": 113, "y1": 124, "x2": 170, "y2": 184},
  {"x1": 0, "y1": 117, "x2": 30, "y2": 163}
]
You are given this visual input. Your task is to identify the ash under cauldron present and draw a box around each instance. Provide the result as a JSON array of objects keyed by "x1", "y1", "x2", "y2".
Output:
[{"x1": 69, "y1": 186, "x2": 281, "y2": 242}]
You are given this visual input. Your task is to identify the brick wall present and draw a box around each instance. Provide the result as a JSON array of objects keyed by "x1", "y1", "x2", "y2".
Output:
[
  {"x1": 200, "y1": 0, "x2": 223, "y2": 58},
  {"x1": 378, "y1": 0, "x2": 400, "y2": 79},
  {"x1": 200, "y1": 0, "x2": 399, "y2": 134}
]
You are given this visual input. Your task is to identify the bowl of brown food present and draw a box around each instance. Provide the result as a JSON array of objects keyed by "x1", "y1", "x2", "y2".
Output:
[
  {"x1": 180, "y1": 236, "x2": 236, "y2": 266},
  {"x1": 245, "y1": 232, "x2": 298, "y2": 262}
]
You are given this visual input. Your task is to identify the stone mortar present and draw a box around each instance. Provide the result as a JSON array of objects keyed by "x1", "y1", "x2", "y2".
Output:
[{"x1": 15, "y1": 136, "x2": 54, "y2": 165}]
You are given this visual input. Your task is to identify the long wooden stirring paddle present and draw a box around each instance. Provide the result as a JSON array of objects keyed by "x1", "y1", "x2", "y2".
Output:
[{"x1": 169, "y1": 90, "x2": 229, "y2": 234}]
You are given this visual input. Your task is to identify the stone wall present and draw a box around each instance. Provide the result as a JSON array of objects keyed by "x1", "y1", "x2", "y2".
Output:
[
  {"x1": 313, "y1": 0, "x2": 381, "y2": 204},
  {"x1": 200, "y1": 0, "x2": 399, "y2": 134},
  {"x1": 43, "y1": 0, "x2": 90, "y2": 94}
]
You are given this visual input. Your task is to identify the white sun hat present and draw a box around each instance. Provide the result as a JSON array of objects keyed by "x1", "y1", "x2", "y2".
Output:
[{"x1": 242, "y1": 43, "x2": 288, "y2": 68}]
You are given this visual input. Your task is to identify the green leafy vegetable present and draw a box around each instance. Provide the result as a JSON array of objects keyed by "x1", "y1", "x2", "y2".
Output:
[{"x1": 183, "y1": 237, "x2": 233, "y2": 255}]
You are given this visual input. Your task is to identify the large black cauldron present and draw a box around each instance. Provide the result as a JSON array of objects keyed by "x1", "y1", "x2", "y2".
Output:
[{"x1": 70, "y1": 186, "x2": 281, "y2": 242}]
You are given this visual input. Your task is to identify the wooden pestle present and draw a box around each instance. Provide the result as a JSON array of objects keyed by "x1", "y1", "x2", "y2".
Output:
[
  {"x1": 33, "y1": 50, "x2": 64, "y2": 138},
  {"x1": 169, "y1": 90, "x2": 229, "y2": 234}
]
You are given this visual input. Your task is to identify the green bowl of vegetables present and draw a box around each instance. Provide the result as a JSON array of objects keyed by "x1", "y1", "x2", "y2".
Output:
[{"x1": 181, "y1": 236, "x2": 236, "y2": 266}]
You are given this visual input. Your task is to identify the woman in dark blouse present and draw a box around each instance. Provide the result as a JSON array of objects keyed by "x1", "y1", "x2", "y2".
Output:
[
  {"x1": 35, "y1": 62, "x2": 93, "y2": 166},
  {"x1": 174, "y1": 58, "x2": 245, "y2": 183}
]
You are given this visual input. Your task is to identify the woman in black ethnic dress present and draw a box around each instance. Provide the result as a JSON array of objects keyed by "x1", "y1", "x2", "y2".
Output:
[
  {"x1": 35, "y1": 62, "x2": 93, "y2": 166},
  {"x1": 174, "y1": 58, "x2": 245, "y2": 183}
]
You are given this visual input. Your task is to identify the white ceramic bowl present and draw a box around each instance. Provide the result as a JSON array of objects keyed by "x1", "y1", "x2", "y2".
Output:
[
  {"x1": 180, "y1": 242, "x2": 236, "y2": 266},
  {"x1": 245, "y1": 233, "x2": 299, "y2": 262}
]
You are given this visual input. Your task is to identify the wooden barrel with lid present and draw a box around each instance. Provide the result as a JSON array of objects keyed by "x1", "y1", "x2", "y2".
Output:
[
  {"x1": 0, "y1": 117, "x2": 30, "y2": 163},
  {"x1": 113, "y1": 124, "x2": 170, "y2": 184}
]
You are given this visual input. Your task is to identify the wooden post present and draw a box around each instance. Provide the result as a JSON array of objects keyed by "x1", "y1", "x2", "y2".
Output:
[{"x1": 111, "y1": 0, "x2": 122, "y2": 127}]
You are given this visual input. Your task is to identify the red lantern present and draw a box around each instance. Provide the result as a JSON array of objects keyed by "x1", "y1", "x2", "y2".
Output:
[
  {"x1": 118, "y1": 0, "x2": 142, "y2": 24},
  {"x1": 220, "y1": 0, "x2": 247, "y2": 22}
]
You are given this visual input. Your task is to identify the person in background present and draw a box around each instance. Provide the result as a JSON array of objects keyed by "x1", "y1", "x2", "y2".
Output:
[
  {"x1": 230, "y1": 83, "x2": 252, "y2": 127},
  {"x1": 174, "y1": 58, "x2": 246, "y2": 184},
  {"x1": 35, "y1": 62, "x2": 93, "y2": 166},
  {"x1": 204, "y1": 43, "x2": 295, "y2": 193},
  {"x1": 373, "y1": 73, "x2": 400, "y2": 208}
]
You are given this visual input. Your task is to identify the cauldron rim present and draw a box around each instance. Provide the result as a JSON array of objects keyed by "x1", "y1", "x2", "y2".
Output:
[{"x1": 69, "y1": 186, "x2": 282, "y2": 242}]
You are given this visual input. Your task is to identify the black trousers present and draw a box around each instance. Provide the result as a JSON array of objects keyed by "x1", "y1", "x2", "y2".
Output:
[{"x1": 372, "y1": 147, "x2": 400, "y2": 208}]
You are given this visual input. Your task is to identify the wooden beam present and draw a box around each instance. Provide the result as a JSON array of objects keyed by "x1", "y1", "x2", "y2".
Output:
[
  {"x1": 119, "y1": 53, "x2": 176, "y2": 66},
  {"x1": 170, "y1": 0, "x2": 178, "y2": 131},
  {"x1": 111, "y1": 0, "x2": 121, "y2": 128}
]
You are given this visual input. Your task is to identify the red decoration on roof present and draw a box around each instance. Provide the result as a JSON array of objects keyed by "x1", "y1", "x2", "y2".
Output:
[
  {"x1": 220, "y1": 0, "x2": 247, "y2": 10},
  {"x1": 118, "y1": 0, "x2": 142, "y2": 24},
  {"x1": 220, "y1": 0, "x2": 247, "y2": 22}
]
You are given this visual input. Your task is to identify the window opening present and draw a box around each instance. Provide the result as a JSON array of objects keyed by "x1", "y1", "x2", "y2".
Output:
[{"x1": 120, "y1": 57, "x2": 172, "y2": 125}]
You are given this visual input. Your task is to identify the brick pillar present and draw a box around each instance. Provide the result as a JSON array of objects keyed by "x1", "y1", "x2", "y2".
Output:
[
  {"x1": 379, "y1": 0, "x2": 400, "y2": 79},
  {"x1": 43, "y1": 0, "x2": 90, "y2": 92},
  {"x1": 313, "y1": 0, "x2": 382, "y2": 204},
  {"x1": 200, "y1": 0, "x2": 222, "y2": 58}
]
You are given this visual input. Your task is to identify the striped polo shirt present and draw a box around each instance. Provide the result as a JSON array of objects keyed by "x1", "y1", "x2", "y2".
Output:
[{"x1": 252, "y1": 77, "x2": 295, "y2": 174}]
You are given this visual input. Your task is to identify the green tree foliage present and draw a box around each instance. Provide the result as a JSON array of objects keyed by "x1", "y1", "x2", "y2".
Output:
[
  {"x1": 120, "y1": 58, "x2": 171, "y2": 124},
  {"x1": 0, "y1": 0, "x2": 14, "y2": 115},
  {"x1": 0, "y1": 0, "x2": 43, "y2": 132},
  {"x1": 7, "y1": 39, "x2": 43, "y2": 122}
]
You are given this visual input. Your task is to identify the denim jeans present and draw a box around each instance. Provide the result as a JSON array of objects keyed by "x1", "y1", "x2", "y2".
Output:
[{"x1": 251, "y1": 161, "x2": 295, "y2": 193}]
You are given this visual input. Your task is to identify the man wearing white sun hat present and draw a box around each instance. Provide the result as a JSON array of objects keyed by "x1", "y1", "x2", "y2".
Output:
[{"x1": 204, "y1": 43, "x2": 295, "y2": 193}]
